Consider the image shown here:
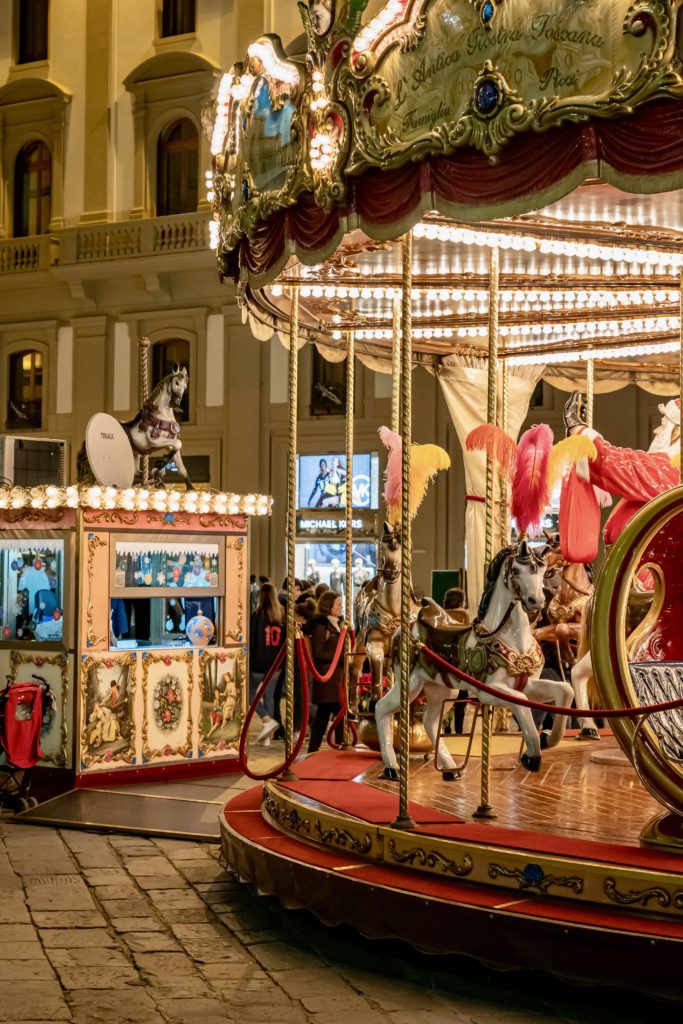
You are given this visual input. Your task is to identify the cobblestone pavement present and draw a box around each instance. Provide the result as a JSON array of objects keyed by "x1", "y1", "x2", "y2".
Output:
[{"x1": 0, "y1": 816, "x2": 667, "y2": 1024}]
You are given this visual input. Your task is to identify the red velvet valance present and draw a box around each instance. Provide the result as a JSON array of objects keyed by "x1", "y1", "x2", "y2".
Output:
[{"x1": 237, "y1": 99, "x2": 683, "y2": 285}]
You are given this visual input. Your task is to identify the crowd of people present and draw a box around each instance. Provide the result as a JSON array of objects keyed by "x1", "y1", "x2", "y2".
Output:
[
  {"x1": 248, "y1": 573, "x2": 347, "y2": 753},
  {"x1": 248, "y1": 573, "x2": 473, "y2": 753}
]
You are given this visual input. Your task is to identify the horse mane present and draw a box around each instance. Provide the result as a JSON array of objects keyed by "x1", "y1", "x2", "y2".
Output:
[
  {"x1": 145, "y1": 367, "x2": 186, "y2": 409},
  {"x1": 477, "y1": 544, "x2": 517, "y2": 621}
]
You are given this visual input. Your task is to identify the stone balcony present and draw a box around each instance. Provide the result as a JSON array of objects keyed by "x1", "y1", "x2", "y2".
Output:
[{"x1": 0, "y1": 212, "x2": 211, "y2": 274}]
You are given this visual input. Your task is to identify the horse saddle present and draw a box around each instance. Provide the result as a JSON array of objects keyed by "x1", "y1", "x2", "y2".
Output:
[{"x1": 418, "y1": 598, "x2": 471, "y2": 647}]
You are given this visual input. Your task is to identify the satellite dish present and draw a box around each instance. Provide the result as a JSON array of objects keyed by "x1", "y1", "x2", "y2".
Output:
[{"x1": 85, "y1": 413, "x2": 136, "y2": 489}]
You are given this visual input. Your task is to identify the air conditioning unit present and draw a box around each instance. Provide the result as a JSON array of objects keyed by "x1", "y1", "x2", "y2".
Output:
[{"x1": 0, "y1": 436, "x2": 69, "y2": 488}]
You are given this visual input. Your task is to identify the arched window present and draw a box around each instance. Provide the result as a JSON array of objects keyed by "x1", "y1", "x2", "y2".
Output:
[
  {"x1": 161, "y1": 0, "x2": 196, "y2": 38},
  {"x1": 156, "y1": 119, "x2": 198, "y2": 217},
  {"x1": 7, "y1": 350, "x2": 43, "y2": 430},
  {"x1": 15, "y1": 0, "x2": 49, "y2": 64},
  {"x1": 13, "y1": 142, "x2": 52, "y2": 237},
  {"x1": 152, "y1": 339, "x2": 190, "y2": 422}
]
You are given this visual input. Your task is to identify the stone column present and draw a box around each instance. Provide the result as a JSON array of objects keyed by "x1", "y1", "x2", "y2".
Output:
[{"x1": 80, "y1": 0, "x2": 113, "y2": 224}]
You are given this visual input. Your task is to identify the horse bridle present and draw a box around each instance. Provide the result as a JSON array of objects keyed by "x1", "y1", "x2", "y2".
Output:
[
  {"x1": 545, "y1": 558, "x2": 593, "y2": 598},
  {"x1": 475, "y1": 552, "x2": 543, "y2": 639}
]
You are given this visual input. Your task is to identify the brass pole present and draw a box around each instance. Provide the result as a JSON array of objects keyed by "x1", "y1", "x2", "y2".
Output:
[
  {"x1": 282, "y1": 289, "x2": 299, "y2": 778},
  {"x1": 679, "y1": 268, "x2": 682, "y2": 483},
  {"x1": 392, "y1": 233, "x2": 416, "y2": 831},
  {"x1": 139, "y1": 337, "x2": 150, "y2": 484},
  {"x1": 586, "y1": 358, "x2": 595, "y2": 430},
  {"x1": 391, "y1": 293, "x2": 402, "y2": 434},
  {"x1": 343, "y1": 331, "x2": 355, "y2": 747},
  {"x1": 500, "y1": 360, "x2": 510, "y2": 545},
  {"x1": 474, "y1": 247, "x2": 500, "y2": 821}
]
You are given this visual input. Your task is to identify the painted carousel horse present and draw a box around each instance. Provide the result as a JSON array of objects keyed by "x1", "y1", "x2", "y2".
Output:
[
  {"x1": 348, "y1": 521, "x2": 417, "y2": 718},
  {"x1": 535, "y1": 531, "x2": 594, "y2": 672},
  {"x1": 375, "y1": 539, "x2": 575, "y2": 780},
  {"x1": 122, "y1": 365, "x2": 194, "y2": 489}
]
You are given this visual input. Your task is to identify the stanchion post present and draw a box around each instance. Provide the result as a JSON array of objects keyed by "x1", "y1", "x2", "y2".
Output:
[
  {"x1": 500, "y1": 360, "x2": 510, "y2": 545},
  {"x1": 281, "y1": 288, "x2": 299, "y2": 781},
  {"x1": 392, "y1": 293, "x2": 401, "y2": 434},
  {"x1": 679, "y1": 268, "x2": 683, "y2": 482},
  {"x1": 343, "y1": 330, "x2": 355, "y2": 748},
  {"x1": 474, "y1": 247, "x2": 500, "y2": 821},
  {"x1": 139, "y1": 337, "x2": 150, "y2": 484},
  {"x1": 392, "y1": 232, "x2": 416, "y2": 831}
]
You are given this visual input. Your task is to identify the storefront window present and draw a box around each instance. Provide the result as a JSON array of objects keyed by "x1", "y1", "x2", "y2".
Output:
[
  {"x1": 0, "y1": 539, "x2": 64, "y2": 643},
  {"x1": 295, "y1": 541, "x2": 377, "y2": 608}
]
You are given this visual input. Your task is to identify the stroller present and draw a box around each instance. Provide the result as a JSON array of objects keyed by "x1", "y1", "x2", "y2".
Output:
[{"x1": 0, "y1": 674, "x2": 51, "y2": 812}]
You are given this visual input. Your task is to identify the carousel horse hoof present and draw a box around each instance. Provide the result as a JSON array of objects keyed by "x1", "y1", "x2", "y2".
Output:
[
  {"x1": 441, "y1": 770, "x2": 461, "y2": 782},
  {"x1": 577, "y1": 727, "x2": 601, "y2": 741},
  {"x1": 382, "y1": 767, "x2": 399, "y2": 781},
  {"x1": 520, "y1": 753, "x2": 542, "y2": 773}
]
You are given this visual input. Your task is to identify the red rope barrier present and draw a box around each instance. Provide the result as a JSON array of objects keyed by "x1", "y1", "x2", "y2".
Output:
[
  {"x1": 238, "y1": 639, "x2": 310, "y2": 781},
  {"x1": 326, "y1": 675, "x2": 359, "y2": 750},
  {"x1": 420, "y1": 645, "x2": 683, "y2": 720},
  {"x1": 299, "y1": 627, "x2": 349, "y2": 683}
]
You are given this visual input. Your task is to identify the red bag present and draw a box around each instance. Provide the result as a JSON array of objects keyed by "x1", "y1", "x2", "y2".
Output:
[
  {"x1": 559, "y1": 468, "x2": 601, "y2": 563},
  {"x1": 0, "y1": 683, "x2": 44, "y2": 769}
]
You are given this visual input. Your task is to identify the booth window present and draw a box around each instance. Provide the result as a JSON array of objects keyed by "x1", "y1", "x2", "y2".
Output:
[
  {"x1": 0, "y1": 539, "x2": 64, "y2": 644},
  {"x1": 160, "y1": 0, "x2": 196, "y2": 37},
  {"x1": 7, "y1": 350, "x2": 43, "y2": 430},
  {"x1": 13, "y1": 142, "x2": 52, "y2": 238},
  {"x1": 156, "y1": 119, "x2": 198, "y2": 216},
  {"x1": 152, "y1": 338, "x2": 190, "y2": 422},
  {"x1": 15, "y1": 0, "x2": 49, "y2": 64},
  {"x1": 311, "y1": 349, "x2": 347, "y2": 416}
]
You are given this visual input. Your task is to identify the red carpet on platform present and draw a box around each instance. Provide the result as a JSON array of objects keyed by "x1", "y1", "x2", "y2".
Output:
[
  {"x1": 280, "y1": 779, "x2": 465, "y2": 824},
  {"x1": 293, "y1": 749, "x2": 382, "y2": 780}
]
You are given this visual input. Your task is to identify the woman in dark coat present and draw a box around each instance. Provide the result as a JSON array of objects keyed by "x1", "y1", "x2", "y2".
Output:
[{"x1": 307, "y1": 589, "x2": 345, "y2": 752}]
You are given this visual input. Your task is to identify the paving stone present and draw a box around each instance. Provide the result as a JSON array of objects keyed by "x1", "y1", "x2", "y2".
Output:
[
  {"x1": 60, "y1": 831, "x2": 120, "y2": 869},
  {"x1": 160, "y1": 907, "x2": 217, "y2": 925},
  {"x1": 0, "y1": 897, "x2": 31, "y2": 923},
  {"x1": 31, "y1": 910, "x2": 108, "y2": 928},
  {"x1": 134, "y1": 952, "x2": 199, "y2": 976},
  {"x1": 135, "y1": 874, "x2": 188, "y2": 891},
  {"x1": 0, "y1": 942, "x2": 47, "y2": 960},
  {"x1": 147, "y1": 890, "x2": 204, "y2": 909},
  {"x1": 122, "y1": 932, "x2": 182, "y2": 953},
  {"x1": 0, "y1": 959, "x2": 56, "y2": 981},
  {"x1": 387, "y1": 1012, "x2": 470, "y2": 1024},
  {"x1": 52, "y1": 964, "x2": 140, "y2": 989},
  {"x1": 0, "y1": 923, "x2": 38, "y2": 942},
  {"x1": 91, "y1": 884, "x2": 141, "y2": 901},
  {"x1": 152, "y1": 996, "x2": 237, "y2": 1024},
  {"x1": 99, "y1": 898, "x2": 152, "y2": 918},
  {"x1": 82, "y1": 868, "x2": 131, "y2": 886},
  {"x1": 68, "y1": 988, "x2": 166, "y2": 1024},
  {"x1": 123, "y1": 856, "x2": 178, "y2": 876},
  {"x1": 47, "y1": 947, "x2": 131, "y2": 968},
  {"x1": 270, "y1": 966, "x2": 362, "y2": 1005},
  {"x1": 0, "y1": 871, "x2": 25, "y2": 891},
  {"x1": 154, "y1": 841, "x2": 216, "y2": 859},
  {"x1": 110, "y1": 916, "x2": 165, "y2": 933},
  {"x1": 178, "y1": 863, "x2": 228, "y2": 883},
  {"x1": 248, "y1": 941, "x2": 321, "y2": 972},
  {"x1": 108, "y1": 837, "x2": 158, "y2": 852},
  {"x1": 25, "y1": 875, "x2": 96, "y2": 911},
  {"x1": 40, "y1": 928, "x2": 120, "y2": 949},
  {"x1": 145, "y1": 977, "x2": 211, "y2": 998},
  {"x1": 0, "y1": 981, "x2": 70, "y2": 1020}
]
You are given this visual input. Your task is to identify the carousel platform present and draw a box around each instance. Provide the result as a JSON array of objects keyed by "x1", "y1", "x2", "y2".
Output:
[{"x1": 221, "y1": 740, "x2": 683, "y2": 1000}]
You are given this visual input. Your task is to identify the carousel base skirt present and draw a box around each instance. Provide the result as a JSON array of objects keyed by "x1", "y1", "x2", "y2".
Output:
[{"x1": 222, "y1": 744, "x2": 683, "y2": 999}]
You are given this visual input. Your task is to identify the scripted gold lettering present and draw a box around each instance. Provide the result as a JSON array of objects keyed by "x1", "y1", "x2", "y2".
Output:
[
  {"x1": 539, "y1": 66, "x2": 579, "y2": 90},
  {"x1": 531, "y1": 12, "x2": 604, "y2": 48},
  {"x1": 403, "y1": 99, "x2": 451, "y2": 134},
  {"x1": 412, "y1": 50, "x2": 462, "y2": 90}
]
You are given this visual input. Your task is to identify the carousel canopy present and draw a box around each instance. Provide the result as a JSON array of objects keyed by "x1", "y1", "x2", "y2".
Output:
[{"x1": 206, "y1": 0, "x2": 683, "y2": 389}]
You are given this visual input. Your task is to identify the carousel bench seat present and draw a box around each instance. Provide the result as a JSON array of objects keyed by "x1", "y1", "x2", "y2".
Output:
[{"x1": 628, "y1": 661, "x2": 683, "y2": 762}]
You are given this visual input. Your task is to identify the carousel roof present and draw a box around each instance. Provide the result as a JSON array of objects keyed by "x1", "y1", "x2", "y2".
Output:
[{"x1": 206, "y1": 0, "x2": 683, "y2": 386}]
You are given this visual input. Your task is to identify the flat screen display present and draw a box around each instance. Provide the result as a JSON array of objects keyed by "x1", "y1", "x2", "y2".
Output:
[{"x1": 297, "y1": 452, "x2": 380, "y2": 510}]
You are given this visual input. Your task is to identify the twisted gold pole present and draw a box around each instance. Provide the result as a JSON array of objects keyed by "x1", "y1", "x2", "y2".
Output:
[
  {"x1": 501, "y1": 360, "x2": 510, "y2": 545},
  {"x1": 474, "y1": 247, "x2": 499, "y2": 821},
  {"x1": 343, "y1": 330, "x2": 355, "y2": 747},
  {"x1": 586, "y1": 358, "x2": 595, "y2": 430},
  {"x1": 392, "y1": 293, "x2": 401, "y2": 434},
  {"x1": 392, "y1": 232, "x2": 416, "y2": 831},
  {"x1": 679, "y1": 268, "x2": 682, "y2": 483},
  {"x1": 283, "y1": 288, "x2": 299, "y2": 778},
  {"x1": 139, "y1": 337, "x2": 150, "y2": 484}
]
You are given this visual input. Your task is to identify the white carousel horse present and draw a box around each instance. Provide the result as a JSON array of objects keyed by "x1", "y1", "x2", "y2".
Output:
[
  {"x1": 375, "y1": 539, "x2": 575, "y2": 780},
  {"x1": 122, "y1": 365, "x2": 194, "y2": 489},
  {"x1": 348, "y1": 521, "x2": 414, "y2": 717}
]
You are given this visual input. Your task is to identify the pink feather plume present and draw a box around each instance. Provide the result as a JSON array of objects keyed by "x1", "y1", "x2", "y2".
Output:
[
  {"x1": 511, "y1": 424, "x2": 553, "y2": 537},
  {"x1": 379, "y1": 426, "x2": 402, "y2": 516},
  {"x1": 466, "y1": 423, "x2": 517, "y2": 478}
]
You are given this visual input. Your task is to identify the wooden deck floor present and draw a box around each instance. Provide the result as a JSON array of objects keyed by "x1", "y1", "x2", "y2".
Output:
[{"x1": 358, "y1": 736, "x2": 662, "y2": 847}]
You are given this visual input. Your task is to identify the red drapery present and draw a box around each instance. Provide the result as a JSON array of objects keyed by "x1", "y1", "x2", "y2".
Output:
[{"x1": 236, "y1": 100, "x2": 683, "y2": 281}]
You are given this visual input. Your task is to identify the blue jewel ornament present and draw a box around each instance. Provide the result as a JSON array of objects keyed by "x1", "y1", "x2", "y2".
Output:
[
  {"x1": 481, "y1": 0, "x2": 495, "y2": 25},
  {"x1": 476, "y1": 78, "x2": 500, "y2": 115},
  {"x1": 242, "y1": 179, "x2": 250, "y2": 203},
  {"x1": 164, "y1": 512, "x2": 175, "y2": 525},
  {"x1": 522, "y1": 863, "x2": 545, "y2": 887}
]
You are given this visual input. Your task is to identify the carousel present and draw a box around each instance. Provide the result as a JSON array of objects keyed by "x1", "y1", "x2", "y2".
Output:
[{"x1": 211, "y1": 0, "x2": 683, "y2": 996}]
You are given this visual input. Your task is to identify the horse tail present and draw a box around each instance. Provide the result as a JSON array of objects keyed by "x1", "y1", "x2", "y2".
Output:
[
  {"x1": 76, "y1": 442, "x2": 95, "y2": 485},
  {"x1": 120, "y1": 411, "x2": 142, "y2": 434}
]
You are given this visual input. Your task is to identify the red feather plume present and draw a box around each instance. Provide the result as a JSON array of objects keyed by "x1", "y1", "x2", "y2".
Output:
[
  {"x1": 511, "y1": 424, "x2": 553, "y2": 537},
  {"x1": 466, "y1": 424, "x2": 517, "y2": 478}
]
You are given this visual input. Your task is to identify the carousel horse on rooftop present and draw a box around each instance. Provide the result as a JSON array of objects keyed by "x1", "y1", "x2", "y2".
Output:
[{"x1": 122, "y1": 364, "x2": 194, "y2": 489}]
